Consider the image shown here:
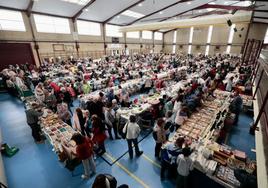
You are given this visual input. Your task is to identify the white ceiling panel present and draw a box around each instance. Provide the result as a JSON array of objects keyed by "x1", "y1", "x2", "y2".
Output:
[
  {"x1": 253, "y1": 18, "x2": 268, "y2": 24},
  {"x1": 0, "y1": 0, "x2": 30, "y2": 10},
  {"x1": 110, "y1": 15, "x2": 137, "y2": 25},
  {"x1": 138, "y1": 0, "x2": 211, "y2": 23},
  {"x1": 255, "y1": 1, "x2": 268, "y2": 11},
  {"x1": 255, "y1": 11, "x2": 268, "y2": 18},
  {"x1": 131, "y1": 0, "x2": 178, "y2": 15},
  {"x1": 32, "y1": 0, "x2": 83, "y2": 17},
  {"x1": 79, "y1": 0, "x2": 139, "y2": 22},
  {"x1": 208, "y1": 0, "x2": 240, "y2": 6}
]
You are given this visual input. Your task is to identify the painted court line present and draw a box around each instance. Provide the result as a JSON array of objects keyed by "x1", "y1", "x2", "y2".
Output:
[
  {"x1": 104, "y1": 153, "x2": 150, "y2": 188},
  {"x1": 142, "y1": 154, "x2": 161, "y2": 168}
]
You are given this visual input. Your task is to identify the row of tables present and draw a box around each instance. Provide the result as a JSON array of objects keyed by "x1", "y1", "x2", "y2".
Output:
[{"x1": 22, "y1": 57, "x2": 255, "y2": 187}]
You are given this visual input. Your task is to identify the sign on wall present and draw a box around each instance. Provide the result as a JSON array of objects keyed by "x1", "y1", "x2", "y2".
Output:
[
  {"x1": 65, "y1": 45, "x2": 75, "y2": 52},
  {"x1": 53, "y1": 44, "x2": 64, "y2": 51},
  {"x1": 107, "y1": 44, "x2": 122, "y2": 49},
  {"x1": 112, "y1": 37, "x2": 119, "y2": 43}
]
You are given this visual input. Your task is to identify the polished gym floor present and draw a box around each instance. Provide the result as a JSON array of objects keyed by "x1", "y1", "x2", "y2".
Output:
[{"x1": 0, "y1": 93, "x2": 255, "y2": 188}]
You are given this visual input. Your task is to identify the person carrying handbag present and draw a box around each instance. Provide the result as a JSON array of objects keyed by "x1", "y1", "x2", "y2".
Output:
[{"x1": 122, "y1": 115, "x2": 143, "y2": 159}]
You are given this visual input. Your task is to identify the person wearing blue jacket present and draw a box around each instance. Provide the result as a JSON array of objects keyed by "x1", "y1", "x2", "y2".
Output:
[{"x1": 160, "y1": 137, "x2": 185, "y2": 180}]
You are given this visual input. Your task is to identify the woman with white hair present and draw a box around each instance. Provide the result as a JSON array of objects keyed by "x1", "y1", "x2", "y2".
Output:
[{"x1": 34, "y1": 83, "x2": 45, "y2": 102}]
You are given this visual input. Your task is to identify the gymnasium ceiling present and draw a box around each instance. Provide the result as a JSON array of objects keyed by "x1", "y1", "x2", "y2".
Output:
[{"x1": 0, "y1": 0, "x2": 267, "y2": 27}]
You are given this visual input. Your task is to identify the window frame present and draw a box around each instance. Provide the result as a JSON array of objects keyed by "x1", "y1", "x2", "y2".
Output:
[
  {"x1": 33, "y1": 14, "x2": 71, "y2": 34},
  {"x1": 0, "y1": 9, "x2": 26, "y2": 32},
  {"x1": 77, "y1": 20, "x2": 101, "y2": 36}
]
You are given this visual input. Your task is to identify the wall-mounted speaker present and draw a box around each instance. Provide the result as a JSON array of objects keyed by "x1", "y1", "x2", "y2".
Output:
[
  {"x1": 227, "y1": 20, "x2": 232, "y2": 27},
  {"x1": 34, "y1": 44, "x2": 39, "y2": 50}
]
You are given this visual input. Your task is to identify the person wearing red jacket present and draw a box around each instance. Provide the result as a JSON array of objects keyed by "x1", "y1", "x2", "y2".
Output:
[
  {"x1": 92, "y1": 115, "x2": 107, "y2": 155},
  {"x1": 70, "y1": 133, "x2": 96, "y2": 179}
]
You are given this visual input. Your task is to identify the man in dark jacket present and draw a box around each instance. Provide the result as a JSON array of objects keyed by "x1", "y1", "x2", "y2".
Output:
[
  {"x1": 230, "y1": 91, "x2": 243, "y2": 125},
  {"x1": 25, "y1": 103, "x2": 43, "y2": 143}
]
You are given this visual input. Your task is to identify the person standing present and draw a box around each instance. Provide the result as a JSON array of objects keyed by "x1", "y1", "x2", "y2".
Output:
[
  {"x1": 153, "y1": 118, "x2": 167, "y2": 160},
  {"x1": 175, "y1": 107, "x2": 188, "y2": 130},
  {"x1": 92, "y1": 115, "x2": 107, "y2": 155},
  {"x1": 123, "y1": 115, "x2": 143, "y2": 159},
  {"x1": 95, "y1": 92, "x2": 105, "y2": 120},
  {"x1": 226, "y1": 76, "x2": 234, "y2": 92},
  {"x1": 104, "y1": 102, "x2": 120, "y2": 140},
  {"x1": 68, "y1": 133, "x2": 96, "y2": 179},
  {"x1": 57, "y1": 101, "x2": 72, "y2": 126},
  {"x1": 161, "y1": 137, "x2": 184, "y2": 180},
  {"x1": 230, "y1": 91, "x2": 243, "y2": 125},
  {"x1": 176, "y1": 147, "x2": 193, "y2": 188},
  {"x1": 34, "y1": 83, "x2": 45, "y2": 102},
  {"x1": 73, "y1": 108, "x2": 86, "y2": 135},
  {"x1": 25, "y1": 103, "x2": 43, "y2": 143}
]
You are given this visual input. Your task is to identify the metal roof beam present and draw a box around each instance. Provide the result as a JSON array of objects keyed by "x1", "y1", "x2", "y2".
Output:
[
  {"x1": 127, "y1": 0, "x2": 193, "y2": 25},
  {"x1": 103, "y1": 0, "x2": 145, "y2": 24},
  {"x1": 72, "y1": 0, "x2": 96, "y2": 21},
  {"x1": 195, "y1": 4, "x2": 253, "y2": 11},
  {"x1": 26, "y1": 0, "x2": 34, "y2": 17}
]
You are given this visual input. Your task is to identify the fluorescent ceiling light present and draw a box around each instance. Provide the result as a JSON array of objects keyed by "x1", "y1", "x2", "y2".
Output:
[
  {"x1": 84, "y1": 8, "x2": 88, "y2": 11},
  {"x1": 121, "y1": 10, "x2": 144, "y2": 18},
  {"x1": 61, "y1": 0, "x2": 92, "y2": 6},
  {"x1": 207, "y1": 8, "x2": 215, "y2": 11},
  {"x1": 235, "y1": 1, "x2": 252, "y2": 7},
  {"x1": 209, "y1": 2, "x2": 216, "y2": 5},
  {"x1": 117, "y1": 15, "x2": 120, "y2": 18},
  {"x1": 159, "y1": 11, "x2": 163, "y2": 14},
  {"x1": 223, "y1": 1, "x2": 236, "y2": 5},
  {"x1": 187, "y1": 2, "x2": 191, "y2": 5},
  {"x1": 138, "y1": 3, "x2": 142, "y2": 6}
]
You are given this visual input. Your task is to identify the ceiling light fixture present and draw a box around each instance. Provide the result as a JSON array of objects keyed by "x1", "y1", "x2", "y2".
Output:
[
  {"x1": 207, "y1": 8, "x2": 215, "y2": 11},
  {"x1": 159, "y1": 11, "x2": 163, "y2": 14},
  {"x1": 138, "y1": 3, "x2": 142, "y2": 6},
  {"x1": 121, "y1": 10, "x2": 145, "y2": 18},
  {"x1": 62, "y1": 0, "x2": 92, "y2": 6},
  {"x1": 187, "y1": 2, "x2": 191, "y2": 5},
  {"x1": 84, "y1": 8, "x2": 88, "y2": 11}
]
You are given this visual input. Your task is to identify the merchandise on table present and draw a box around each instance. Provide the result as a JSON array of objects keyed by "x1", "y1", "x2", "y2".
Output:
[
  {"x1": 40, "y1": 113, "x2": 76, "y2": 152},
  {"x1": 216, "y1": 166, "x2": 240, "y2": 187}
]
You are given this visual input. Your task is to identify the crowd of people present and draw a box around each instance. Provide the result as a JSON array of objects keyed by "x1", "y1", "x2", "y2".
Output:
[{"x1": 0, "y1": 52, "x2": 254, "y2": 187}]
